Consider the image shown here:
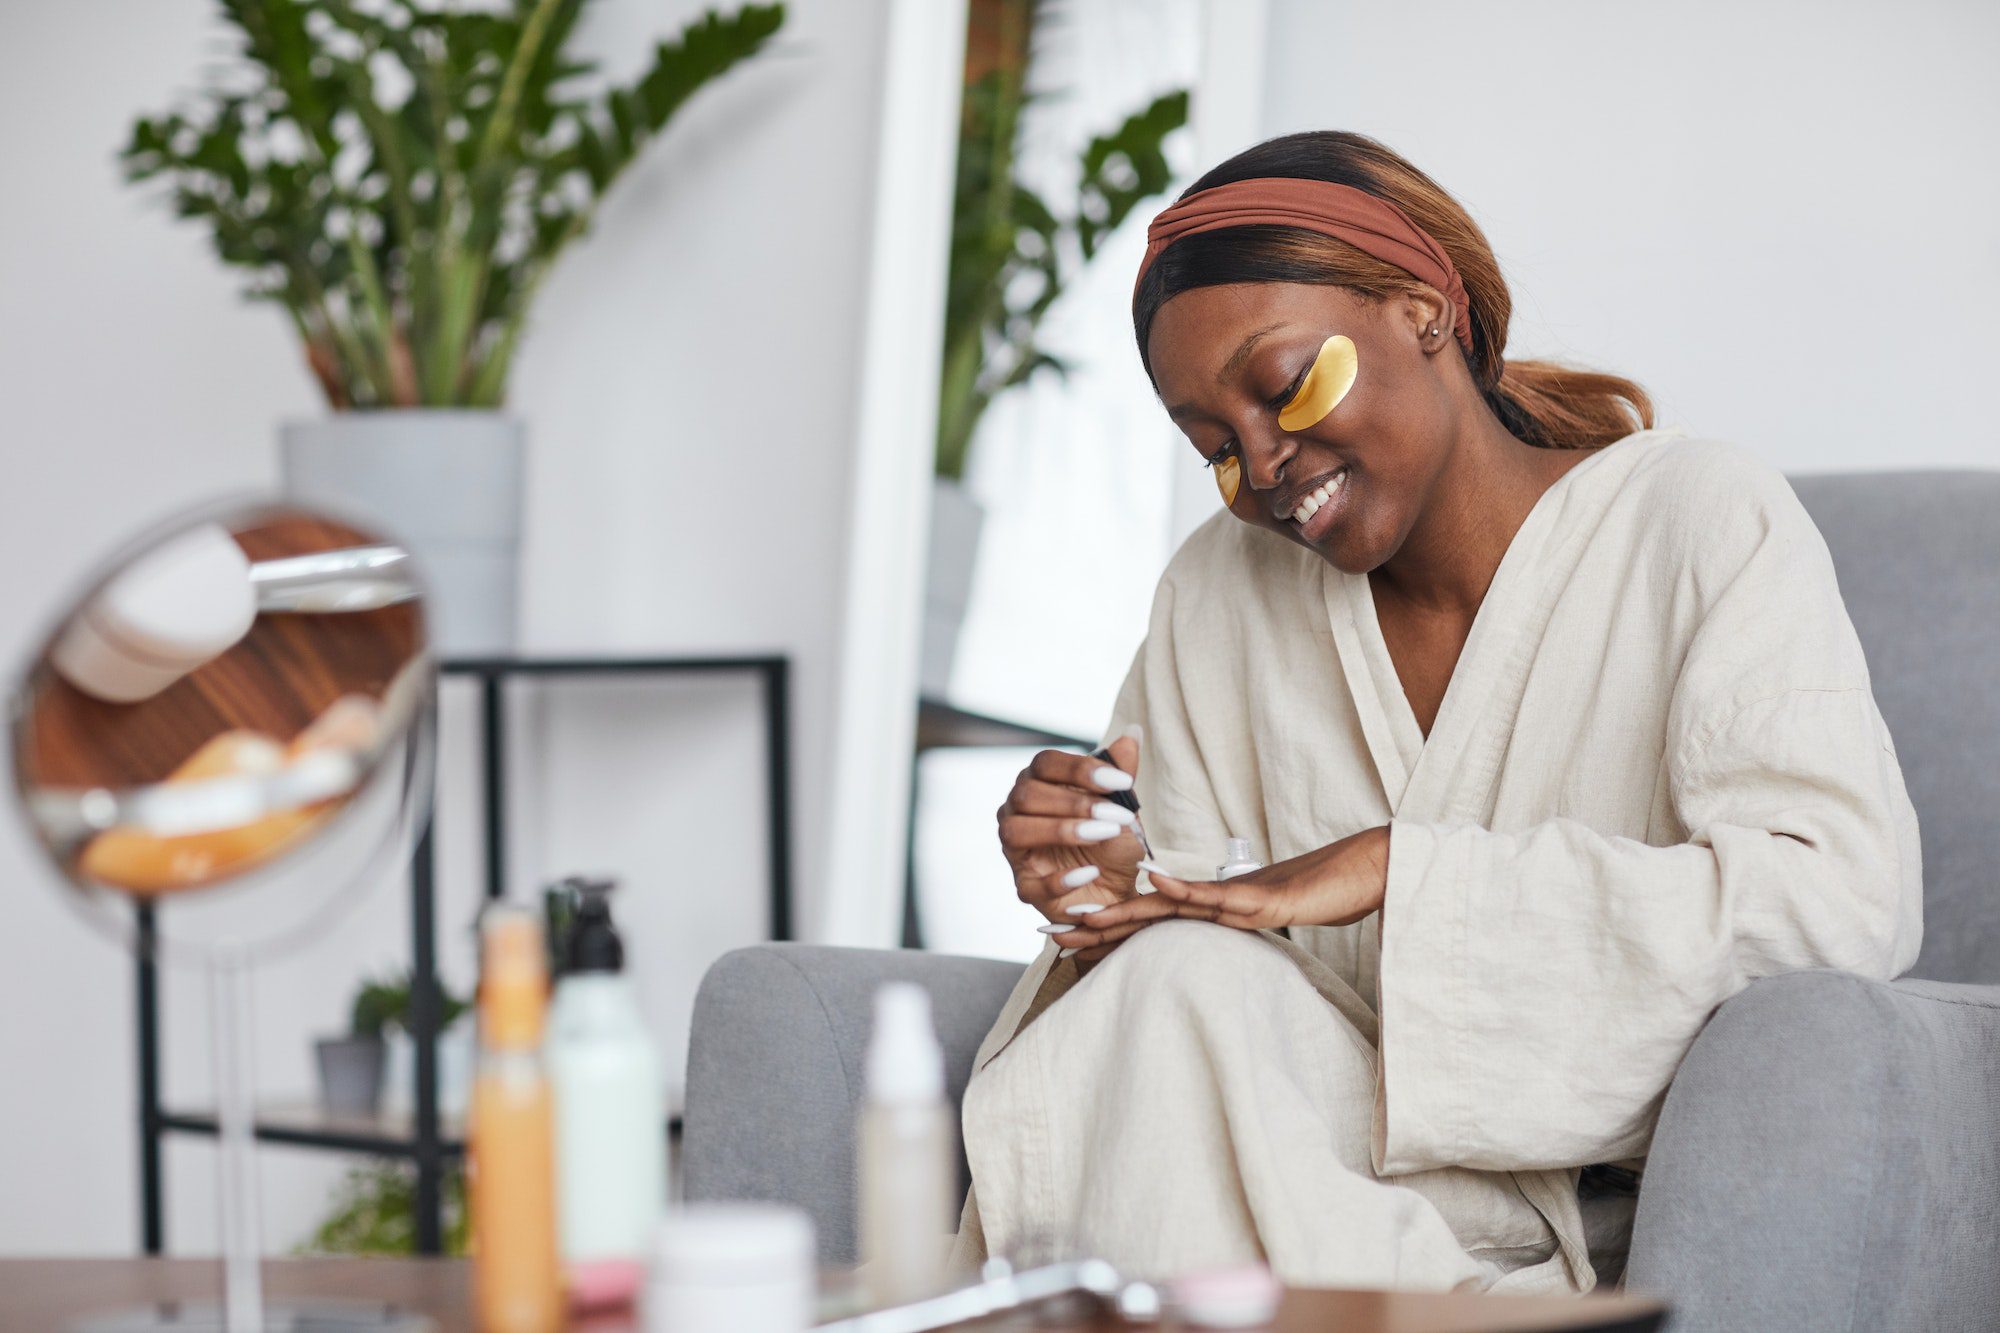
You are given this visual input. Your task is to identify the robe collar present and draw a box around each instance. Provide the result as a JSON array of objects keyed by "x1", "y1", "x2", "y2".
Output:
[{"x1": 1320, "y1": 441, "x2": 1630, "y2": 819}]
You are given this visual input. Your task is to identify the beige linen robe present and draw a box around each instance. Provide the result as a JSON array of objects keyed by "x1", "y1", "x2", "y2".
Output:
[{"x1": 950, "y1": 430, "x2": 1922, "y2": 1294}]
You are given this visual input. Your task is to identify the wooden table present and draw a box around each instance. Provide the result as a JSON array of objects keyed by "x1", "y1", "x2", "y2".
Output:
[{"x1": 1, "y1": 1258, "x2": 1667, "y2": 1331}]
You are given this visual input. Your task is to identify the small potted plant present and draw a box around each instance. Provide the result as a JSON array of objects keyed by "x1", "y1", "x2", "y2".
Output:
[
  {"x1": 314, "y1": 976, "x2": 402, "y2": 1116},
  {"x1": 318, "y1": 969, "x2": 472, "y2": 1117},
  {"x1": 121, "y1": 0, "x2": 786, "y2": 655}
]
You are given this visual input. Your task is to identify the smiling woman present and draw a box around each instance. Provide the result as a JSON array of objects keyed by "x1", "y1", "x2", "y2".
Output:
[{"x1": 957, "y1": 130, "x2": 1921, "y2": 1296}]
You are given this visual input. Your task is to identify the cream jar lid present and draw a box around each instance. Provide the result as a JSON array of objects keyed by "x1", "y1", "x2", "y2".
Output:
[{"x1": 653, "y1": 1202, "x2": 815, "y2": 1285}]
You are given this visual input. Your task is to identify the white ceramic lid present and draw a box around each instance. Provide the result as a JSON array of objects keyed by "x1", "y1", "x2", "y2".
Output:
[
  {"x1": 51, "y1": 523, "x2": 255, "y2": 703},
  {"x1": 653, "y1": 1202, "x2": 815, "y2": 1284}
]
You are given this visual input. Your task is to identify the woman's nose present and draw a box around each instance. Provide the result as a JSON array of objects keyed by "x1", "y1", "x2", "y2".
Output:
[{"x1": 1242, "y1": 427, "x2": 1298, "y2": 492}]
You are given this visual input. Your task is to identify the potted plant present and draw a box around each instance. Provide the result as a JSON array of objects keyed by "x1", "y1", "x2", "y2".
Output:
[
  {"x1": 317, "y1": 968, "x2": 473, "y2": 1118},
  {"x1": 314, "y1": 974, "x2": 401, "y2": 1116},
  {"x1": 927, "y1": 0, "x2": 1186, "y2": 695},
  {"x1": 301, "y1": 1160, "x2": 469, "y2": 1256},
  {"x1": 121, "y1": 0, "x2": 786, "y2": 655}
]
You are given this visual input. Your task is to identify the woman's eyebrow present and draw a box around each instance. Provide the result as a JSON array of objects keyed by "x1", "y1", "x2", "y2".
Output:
[
  {"x1": 1219, "y1": 323, "x2": 1286, "y2": 383},
  {"x1": 1165, "y1": 322, "x2": 1287, "y2": 419}
]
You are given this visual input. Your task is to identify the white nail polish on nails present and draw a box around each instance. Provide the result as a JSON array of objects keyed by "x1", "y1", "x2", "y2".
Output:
[
  {"x1": 1068, "y1": 902, "x2": 1105, "y2": 915},
  {"x1": 1074, "y1": 820, "x2": 1119, "y2": 842},
  {"x1": 1090, "y1": 802, "x2": 1136, "y2": 827},
  {"x1": 1037, "y1": 923, "x2": 1071, "y2": 935},
  {"x1": 1091, "y1": 765, "x2": 1134, "y2": 792},
  {"x1": 1057, "y1": 947, "x2": 1079, "y2": 958},
  {"x1": 1136, "y1": 858, "x2": 1171, "y2": 877},
  {"x1": 1120, "y1": 722, "x2": 1146, "y2": 746},
  {"x1": 1061, "y1": 865, "x2": 1102, "y2": 889}
]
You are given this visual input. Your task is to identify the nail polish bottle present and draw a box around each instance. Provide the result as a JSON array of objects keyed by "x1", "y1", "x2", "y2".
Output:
[{"x1": 1217, "y1": 837, "x2": 1262, "y2": 880}]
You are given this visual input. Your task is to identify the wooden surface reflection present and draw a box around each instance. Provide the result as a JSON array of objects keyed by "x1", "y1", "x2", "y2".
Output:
[{"x1": 18, "y1": 511, "x2": 420, "y2": 791}]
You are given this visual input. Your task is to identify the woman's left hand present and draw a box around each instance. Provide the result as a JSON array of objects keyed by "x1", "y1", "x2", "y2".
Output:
[{"x1": 1048, "y1": 826, "x2": 1392, "y2": 961}]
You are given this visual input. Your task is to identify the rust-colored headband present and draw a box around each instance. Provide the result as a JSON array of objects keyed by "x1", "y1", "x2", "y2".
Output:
[{"x1": 1136, "y1": 177, "x2": 1475, "y2": 354}]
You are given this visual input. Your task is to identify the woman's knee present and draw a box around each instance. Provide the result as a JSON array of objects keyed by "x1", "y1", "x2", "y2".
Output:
[{"x1": 1093, "y1": 920, "x2": 1279, "y2": 990}]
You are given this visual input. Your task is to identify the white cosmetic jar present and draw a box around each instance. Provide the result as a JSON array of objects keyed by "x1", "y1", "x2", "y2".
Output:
[{"x1": 646, "y1": 1201, "x2": 816, "y2": 1332}]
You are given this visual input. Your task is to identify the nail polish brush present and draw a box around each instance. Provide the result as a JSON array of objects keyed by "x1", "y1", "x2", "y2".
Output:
[{"x1": 1089, "y1": 746, "x2": 1153, "y2": 860}]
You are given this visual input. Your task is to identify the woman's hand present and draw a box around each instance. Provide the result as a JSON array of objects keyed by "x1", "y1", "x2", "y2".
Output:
[
  {"x1": 1046, "y1": 826, "x2": 1392, "y2": 960},
  {"x1": 996, "y1": 732, "x2": 1146, "y2": 930}
]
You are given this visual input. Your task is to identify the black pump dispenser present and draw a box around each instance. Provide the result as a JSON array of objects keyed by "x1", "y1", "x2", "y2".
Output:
[{"x1": 560, "y1": 876, "x2": 625, "y2": 975}]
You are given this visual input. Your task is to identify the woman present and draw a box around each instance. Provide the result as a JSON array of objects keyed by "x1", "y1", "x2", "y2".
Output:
[{"x1": 950, "y1": 131, "x2": 1921, "y2": 1296}]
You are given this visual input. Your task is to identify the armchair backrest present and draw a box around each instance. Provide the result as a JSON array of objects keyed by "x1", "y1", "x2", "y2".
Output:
[{"x1": 1791, "y1": 470, "x2": 2000, "y2": 984}]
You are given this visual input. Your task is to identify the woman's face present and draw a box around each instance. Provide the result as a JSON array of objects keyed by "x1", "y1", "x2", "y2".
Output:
[{"x1": 1147, "y1": 282, "x2": 1455, "y2": 574}]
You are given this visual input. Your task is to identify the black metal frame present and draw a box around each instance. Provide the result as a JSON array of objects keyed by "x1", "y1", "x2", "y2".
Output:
[{"x1": 133, "y1": 654, "x2": 793, "y2": 1255}]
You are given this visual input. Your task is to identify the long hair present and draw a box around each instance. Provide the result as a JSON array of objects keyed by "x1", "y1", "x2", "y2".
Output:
[{"x1": 1134, "y1": 132, "x2": 1652, "y2": 449}]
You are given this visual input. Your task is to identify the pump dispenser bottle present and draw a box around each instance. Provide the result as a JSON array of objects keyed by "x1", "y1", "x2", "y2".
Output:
[
  {"x1": 548, "y1": 877, "x2": 665, "y2": 1310},
  {"x1": 858, "y1": 982, "x2": 955, "y2": 1309},
  {"x1": 470, "y1": 905, "x2": 562, "y2": 1333}
]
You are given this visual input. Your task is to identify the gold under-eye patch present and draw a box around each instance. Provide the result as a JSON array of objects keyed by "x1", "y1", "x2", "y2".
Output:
[
  {"x1": 1214, "y1": 455, "x2": 1240, "y2": 506},
  {"x1": 1277, "y1": 334, "x2": 1359, "y2": 433}
]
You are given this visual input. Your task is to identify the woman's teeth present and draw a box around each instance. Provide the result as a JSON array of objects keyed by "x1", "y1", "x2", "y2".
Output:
[{"x1": 1292, "y1": 471, "x2": 1348, "y2": 525}]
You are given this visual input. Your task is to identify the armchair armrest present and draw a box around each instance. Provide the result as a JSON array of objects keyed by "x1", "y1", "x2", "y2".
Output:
[
  {"x1": 1627, "y1": 969, "x2": 2000, "y2": 1330},
  {"x1": 680, "y1": 943, "x2": 1026, "y2": 1262}
]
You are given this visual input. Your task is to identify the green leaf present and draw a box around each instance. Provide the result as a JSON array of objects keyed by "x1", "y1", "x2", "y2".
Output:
[
  {"x1": 1074, "y1": 89, "x2": 1188, "y2": 260},
  {"x1": 121, "y1": 0, "x2": 787, "y2": 407},
  {"x1": 934, "y1": 1, "x2": 1188, "y2": 475}
]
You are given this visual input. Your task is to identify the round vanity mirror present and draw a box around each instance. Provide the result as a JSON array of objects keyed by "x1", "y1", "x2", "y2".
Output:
[
  {"x1": 11, "y1": 501, "x2": 437, "y2": 1333},
  {"x1": 12, "y1": 504, "x2": 432, "y2": 958}
]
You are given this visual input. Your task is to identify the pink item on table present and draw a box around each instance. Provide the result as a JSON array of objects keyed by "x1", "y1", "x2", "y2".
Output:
[{"x1": 1168, "y1": 1262, "x2": 1283, "y2": 1328}]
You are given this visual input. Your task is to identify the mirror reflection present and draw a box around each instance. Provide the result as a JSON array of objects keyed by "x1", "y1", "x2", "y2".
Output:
[{"x1": 12, "y1": 507, "x2": 426, "y2": 900}]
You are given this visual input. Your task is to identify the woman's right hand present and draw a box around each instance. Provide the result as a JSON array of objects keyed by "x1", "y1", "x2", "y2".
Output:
[{"x1": 996, "y1": 730, "x2": 1145, "y2": 928}]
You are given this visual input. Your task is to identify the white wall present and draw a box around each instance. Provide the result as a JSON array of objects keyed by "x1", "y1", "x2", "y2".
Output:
[
  {"x1": 0, "y1": 0, "x2": 895, "y2": 1255},
  {"x1": 1254, "y1": 0, "x2": 2000, "y2": 474}
]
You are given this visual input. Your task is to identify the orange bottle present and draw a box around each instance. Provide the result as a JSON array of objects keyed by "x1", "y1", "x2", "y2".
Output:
[{"x1": 469, "y1": 906, "x2": 563, "y2": 1332}]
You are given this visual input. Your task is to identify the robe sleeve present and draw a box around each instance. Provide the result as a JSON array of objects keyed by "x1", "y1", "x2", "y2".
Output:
[{"x1": 1373, "y1": 473, "x2": 1924, "y2": 1176}]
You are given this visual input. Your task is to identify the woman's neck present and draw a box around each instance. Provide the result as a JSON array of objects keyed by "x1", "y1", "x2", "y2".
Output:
[{"x1": 1371, "y1": 415, "x2": 1583, "y2": 615}]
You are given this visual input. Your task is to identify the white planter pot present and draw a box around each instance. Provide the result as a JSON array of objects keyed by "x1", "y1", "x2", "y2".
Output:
[
  {"x1": 920, "y1": 477, "x2": 986, "y2": 699},
  {"x1": 279, "y1": 410, "x2": 524, "y2": 658}
]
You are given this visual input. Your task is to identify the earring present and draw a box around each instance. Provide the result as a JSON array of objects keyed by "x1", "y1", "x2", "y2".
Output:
[{"x1": 1425, "y1": 325, "x2": 1439, "y2": 339}]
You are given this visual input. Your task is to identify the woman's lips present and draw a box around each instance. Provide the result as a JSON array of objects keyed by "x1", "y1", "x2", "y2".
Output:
[{"x1": 1292, "y1": 467, "x2": 1351, "y2": 543}]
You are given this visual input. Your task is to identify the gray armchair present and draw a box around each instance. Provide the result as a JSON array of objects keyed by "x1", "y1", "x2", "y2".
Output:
[{"x1": 682, "y1": 471, "x2": 2000, "y2": 1332}]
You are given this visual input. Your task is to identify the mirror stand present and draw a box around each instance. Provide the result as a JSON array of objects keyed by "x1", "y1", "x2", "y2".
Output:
[{"x1": 209, "y1": 947, "x2": 262, "y2": 1332}]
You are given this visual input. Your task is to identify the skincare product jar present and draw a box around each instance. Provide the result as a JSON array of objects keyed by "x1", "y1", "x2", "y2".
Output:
[{"x1": 646, "y1": 1202, "x2": 816, "y2": 1332}]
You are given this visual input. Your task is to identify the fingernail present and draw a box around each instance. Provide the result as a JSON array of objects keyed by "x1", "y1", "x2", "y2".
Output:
[
  {"x1": 1060, "y1": 865, "x2": 1102, "y2": 889},
  {"x1": 1074, "y1": 820, "x2": 1119, "y2": 842},
  {"x1": 1036, "y1": 922, "x2": 1072, "y2": 935},
  {"x1": 1120, "y1": 722, "x2": 1145, "y2": 746},
  {"x1": 1091, "y1": 765, "x2": 1134, "y2": 792},
  {"x1": 1067, "y1": 902, "x2": 1105, "y2": 915},
  {"x1": 1090, "y1": 802, "x2": 1136, "y2": 827},
  {"x1": 1136, "y1": 858, "x2": 1172, "y2": 877},
  {"x1": 1057, "y1": 947, "x2": 1079, "y2": 959}
]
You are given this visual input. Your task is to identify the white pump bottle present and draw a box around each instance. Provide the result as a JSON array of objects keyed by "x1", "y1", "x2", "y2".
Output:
[
  {"x1": 547, "y1": 878, "x2": 664, "y2": 1310},
  {"x1": 858, "y1": 982, "x2": 956, "y2": 1309}
]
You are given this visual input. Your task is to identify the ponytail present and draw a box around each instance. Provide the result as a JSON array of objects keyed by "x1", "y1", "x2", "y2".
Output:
[{"x1": 1485, "y1": 362, "x2": 1652, "y2": 450}]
